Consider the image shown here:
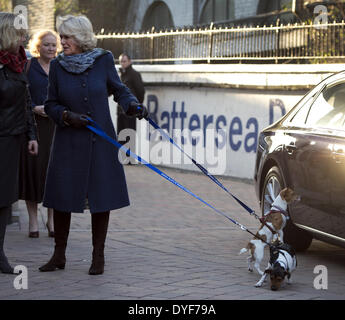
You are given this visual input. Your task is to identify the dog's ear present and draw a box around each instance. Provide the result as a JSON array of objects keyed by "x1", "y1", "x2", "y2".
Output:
[{"x1": 281, "y1": 187, "x2": 294, "y2": 201}]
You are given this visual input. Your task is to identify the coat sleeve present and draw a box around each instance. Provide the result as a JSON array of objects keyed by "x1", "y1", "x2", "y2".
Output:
[
  {"x1": 132, "y1": 70, "x2": 145, "y2": 104},
  {"x1": 106, "y1": 52, "x2": 138, "y2": 112},
  {"x1": 44, "y1": 60, "x2": 67, "y2": 127},
  {"x1": 27, "y1": 69, "x2": 38, "y2": 109},
  {"x1": 25, "y1": 85, "x2": 37, "y2": 141}
]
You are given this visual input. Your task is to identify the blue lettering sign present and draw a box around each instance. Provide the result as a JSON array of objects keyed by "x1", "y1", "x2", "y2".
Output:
[
  {"x1": 229, "y1": 117, "x2": 242, "y2": 151},
  {"x1": 146, "y1": 94, "x2": 259, "y2": 153},
  {"x1": 269, "y1": 99, "x2": 286, "y2": 125}
]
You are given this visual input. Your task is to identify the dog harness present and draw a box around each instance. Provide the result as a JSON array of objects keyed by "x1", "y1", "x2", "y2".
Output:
[{"x1": 269, "y1": 243, "x2": 297, "y2": 272}]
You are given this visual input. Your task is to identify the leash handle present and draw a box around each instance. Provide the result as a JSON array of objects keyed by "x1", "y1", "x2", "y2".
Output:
[{"x1": 146, "y1": 117, "x2": 259, "y2": 219}]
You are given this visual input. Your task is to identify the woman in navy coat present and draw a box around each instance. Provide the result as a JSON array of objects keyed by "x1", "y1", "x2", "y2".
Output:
[
  {"x1": 39, "y1": 15, "x2": 148, "y2": 275},
  {"x1": 19, "y1": 30, "x2": 60, "y2": 238}
]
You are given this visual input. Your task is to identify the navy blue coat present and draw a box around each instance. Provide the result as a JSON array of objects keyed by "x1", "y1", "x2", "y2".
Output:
[{"x1": 43, "y1": 51, "x2": 137, "y2": 213}]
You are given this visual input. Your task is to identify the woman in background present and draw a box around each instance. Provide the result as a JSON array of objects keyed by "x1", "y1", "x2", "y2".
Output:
[
  {"x1": 19, "y1": 30, "x2": 61, "y2": 238},
  {"x1": 0, "y1": 12, "x2": 38, "y2": 274}
]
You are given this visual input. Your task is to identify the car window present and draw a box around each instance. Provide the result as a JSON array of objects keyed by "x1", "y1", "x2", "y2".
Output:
[
  {"x1": 305, "y1": 81, "x2": 345, "y2": 130},
  {"x1": 285, "y1": 80, "x2": 326, "y2": 125},
  {"x1": 289, "y1": 96, "x2": 314, "y2": 126}
]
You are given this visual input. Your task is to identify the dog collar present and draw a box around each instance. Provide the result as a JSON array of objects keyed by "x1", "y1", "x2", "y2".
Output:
[{"x1": 270, "y1": 205, "x2": 289, "y2": 218}]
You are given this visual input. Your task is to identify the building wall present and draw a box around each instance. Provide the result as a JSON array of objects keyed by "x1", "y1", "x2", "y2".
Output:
[
  {"x1": 234, "y1": 0, "x2": 260, "y2": 19},
  {"x1": 127, "y1": 0, "x2": 261, "y2": 31},
  {"x1": 127, "y1": 0, "x2": 194, "y2": 31},
  {"x1": 196, "y1": 0, "x2": 260, "y2": 21}
]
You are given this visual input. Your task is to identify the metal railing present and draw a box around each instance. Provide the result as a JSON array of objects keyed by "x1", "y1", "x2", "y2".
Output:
[{"x1": 96, "y1": 21, "x2": 345, "y2": 64}]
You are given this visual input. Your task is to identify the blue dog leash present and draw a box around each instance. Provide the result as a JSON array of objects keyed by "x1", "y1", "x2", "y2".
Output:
[
  {"x1": 147, "y1": 117, "x2": 260, "y2": 220},
  {"x1": 86, "y1": 118, "x2": 251, "y2": 233}
]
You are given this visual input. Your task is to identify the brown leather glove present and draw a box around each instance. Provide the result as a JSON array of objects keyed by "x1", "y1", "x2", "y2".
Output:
[{"x1": 62, "y1": 110, "x2": 90, "y2": 128}]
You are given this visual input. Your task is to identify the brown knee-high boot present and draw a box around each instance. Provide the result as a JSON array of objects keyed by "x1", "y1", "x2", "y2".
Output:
[
  {"x1": 89, "y1": 211, "x2": 109, "y2": 275},
  {"x1": 39, "y1": 210, "x2": 71, "y2": 272}
]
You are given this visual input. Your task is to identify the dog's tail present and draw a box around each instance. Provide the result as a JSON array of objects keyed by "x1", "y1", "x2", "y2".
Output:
[{"x1": 239, "y1": 248, "x2": 248, "y2": 255}]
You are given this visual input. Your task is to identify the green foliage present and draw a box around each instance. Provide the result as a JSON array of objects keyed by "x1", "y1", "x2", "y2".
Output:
[
  {"x1": 0, "y1": 0, "x2": 11, "y2": 11},
  {"x1": 54, "y1": 0, "x2": 87, "y2": 17}
]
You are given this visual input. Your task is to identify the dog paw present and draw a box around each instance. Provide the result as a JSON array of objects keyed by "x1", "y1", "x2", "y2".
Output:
[
  {"x1": 255, "y1": 282, "x2": 263, "y2": 288},
  {"x1": 248, "y1": 268, "x2": 253, "y2": 272}
]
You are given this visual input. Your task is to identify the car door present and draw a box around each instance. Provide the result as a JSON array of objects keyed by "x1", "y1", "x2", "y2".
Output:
[
  {"x1": 283, "y1": 127, "x2": 333, "y2": 231},
  {"x1": 282, "y1": 80, "x2": 345, "y2": 235},
  {"x1": 327, "y1": 132, "x2": 345, "y2": 239}
]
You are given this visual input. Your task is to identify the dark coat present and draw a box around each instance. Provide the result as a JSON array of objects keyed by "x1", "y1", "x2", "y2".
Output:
[
  {"x1": 0, "y1": 63, "x2": 37, "y2": 207},
  {"x1": 0, "y1": 64, "x2": 36, "y2": 140},
  {"x1": 119, "y1": 64, "x2": 145, "y2": 104},
  {"x1": 117, "y1": 64, "x2": 145, "y2": 134},
  {"x1": 19, "y1": 58, "x2": 55, "y2": 202},
  {"x1": 43, "y1": 51, "x2": 138, "y2": 213}
]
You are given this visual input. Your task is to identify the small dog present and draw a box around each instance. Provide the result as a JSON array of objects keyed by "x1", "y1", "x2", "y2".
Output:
[
  {"x1": 255, "y1": 241, "x2": 297, "y2": 290},
  {"x1": 239, "y1": 187, "x2": 299, "y2": 276}
]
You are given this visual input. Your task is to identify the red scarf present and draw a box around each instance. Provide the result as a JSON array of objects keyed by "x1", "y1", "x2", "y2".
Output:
[{"x1": 0, "y1": 46, "x2": 27, "y2": 73}]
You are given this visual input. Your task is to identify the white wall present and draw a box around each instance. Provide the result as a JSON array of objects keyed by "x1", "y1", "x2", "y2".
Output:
[{"x1": 110, "y1": 64, "x2": 345, "y2": 179}]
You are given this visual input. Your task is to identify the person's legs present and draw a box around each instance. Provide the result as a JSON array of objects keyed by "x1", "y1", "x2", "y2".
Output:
[
  {"x1": 39, "y1": 210, "x2": 71, "y2": 272},
  {"x1": 89, "y1": 211, "x2": 110, "y2": 275},
  {"x1": 0, "y1": 206, "x2": 14, "y2": 274},
  {"x1": 26, "y1": 200, "x2": 39, "y2": 237},
  {"x1": 46, "y1": 208, "x2": 54, "y2": 237}
]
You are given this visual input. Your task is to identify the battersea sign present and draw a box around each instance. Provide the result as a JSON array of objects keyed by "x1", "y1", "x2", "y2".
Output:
[{"x1": 138, "y1": 87, "x2": 303, "y2": 179}]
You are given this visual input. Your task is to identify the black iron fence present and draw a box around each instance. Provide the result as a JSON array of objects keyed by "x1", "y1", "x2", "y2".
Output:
[{"x1": 96, "y1": 21, "x2": 345, "y2": 64}]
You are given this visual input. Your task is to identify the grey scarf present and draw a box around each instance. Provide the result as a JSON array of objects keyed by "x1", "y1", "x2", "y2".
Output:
[{"x1": 57, "y1": 48, "x2": 108, "y2": 74}]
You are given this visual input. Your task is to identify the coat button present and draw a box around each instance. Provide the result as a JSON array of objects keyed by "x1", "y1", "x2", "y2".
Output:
[
  {"x1": 87, "y1": 111, "x2": 91, "y2": 116},
  {"x1": 82, "y1": 83, "x2": 86, "y2": 88},
  {"x1": 92, "y1": 137, "x2": 96, "y2": 142},
  {"x1": 84, "y1": 97, "x2": 88, "y2": 102}
]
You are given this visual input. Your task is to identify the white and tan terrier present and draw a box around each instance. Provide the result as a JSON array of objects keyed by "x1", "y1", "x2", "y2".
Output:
[{"x1": 239, "y1": 187, "x2": 300, "y2": 276}]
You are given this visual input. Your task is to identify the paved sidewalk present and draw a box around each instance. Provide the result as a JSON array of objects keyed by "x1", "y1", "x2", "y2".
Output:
[{"x1": 1, "y1": 165, "x2": 345, "y2": 300}]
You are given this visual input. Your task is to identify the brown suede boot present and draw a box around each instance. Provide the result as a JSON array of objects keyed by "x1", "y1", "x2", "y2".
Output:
[
  {"x1": 89, "y1": 211, "x2": 109, "y2": 275},
  {"x1": 39, "y1": 210, "x2": 71, "y2": 272}
]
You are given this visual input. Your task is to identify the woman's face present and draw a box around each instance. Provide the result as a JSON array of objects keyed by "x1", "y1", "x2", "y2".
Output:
[
  {"x1": 11, "y1": 33, "x2": 27, "y2": 54},
  {"x1": 39, "y1": 34, "x2": 57, "y2": 60},
  {"x1": 60, "y1": 34, "x2": 82, "y2": 56}
]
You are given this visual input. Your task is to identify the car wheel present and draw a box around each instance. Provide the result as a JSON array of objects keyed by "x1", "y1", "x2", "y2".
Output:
[
  {"x1": 283, "y1": 220, "x2": 313, "y2": 252},
  {"x1": 261, "y1": 166, "x2": 284, "y2": 215},
  {"x1": 261, "y1": 166, "x2": 313, "y2": 252}
]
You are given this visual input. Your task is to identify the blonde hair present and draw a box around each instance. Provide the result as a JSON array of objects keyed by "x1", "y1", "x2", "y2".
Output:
[
  {"x1": 56, "y1": 15, "x2": 97, "y2": 52},
  {"x1": 28, "y1": 30, "x2": 62, "y2": 57},
  {"x1": 0, "y1": 12, "x2": 27, "y2": 51}
]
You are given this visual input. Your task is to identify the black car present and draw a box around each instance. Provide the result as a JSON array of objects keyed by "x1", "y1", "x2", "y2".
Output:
[{"x1": 254, "y1": 71, "x2": 345, "y2": 251}]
